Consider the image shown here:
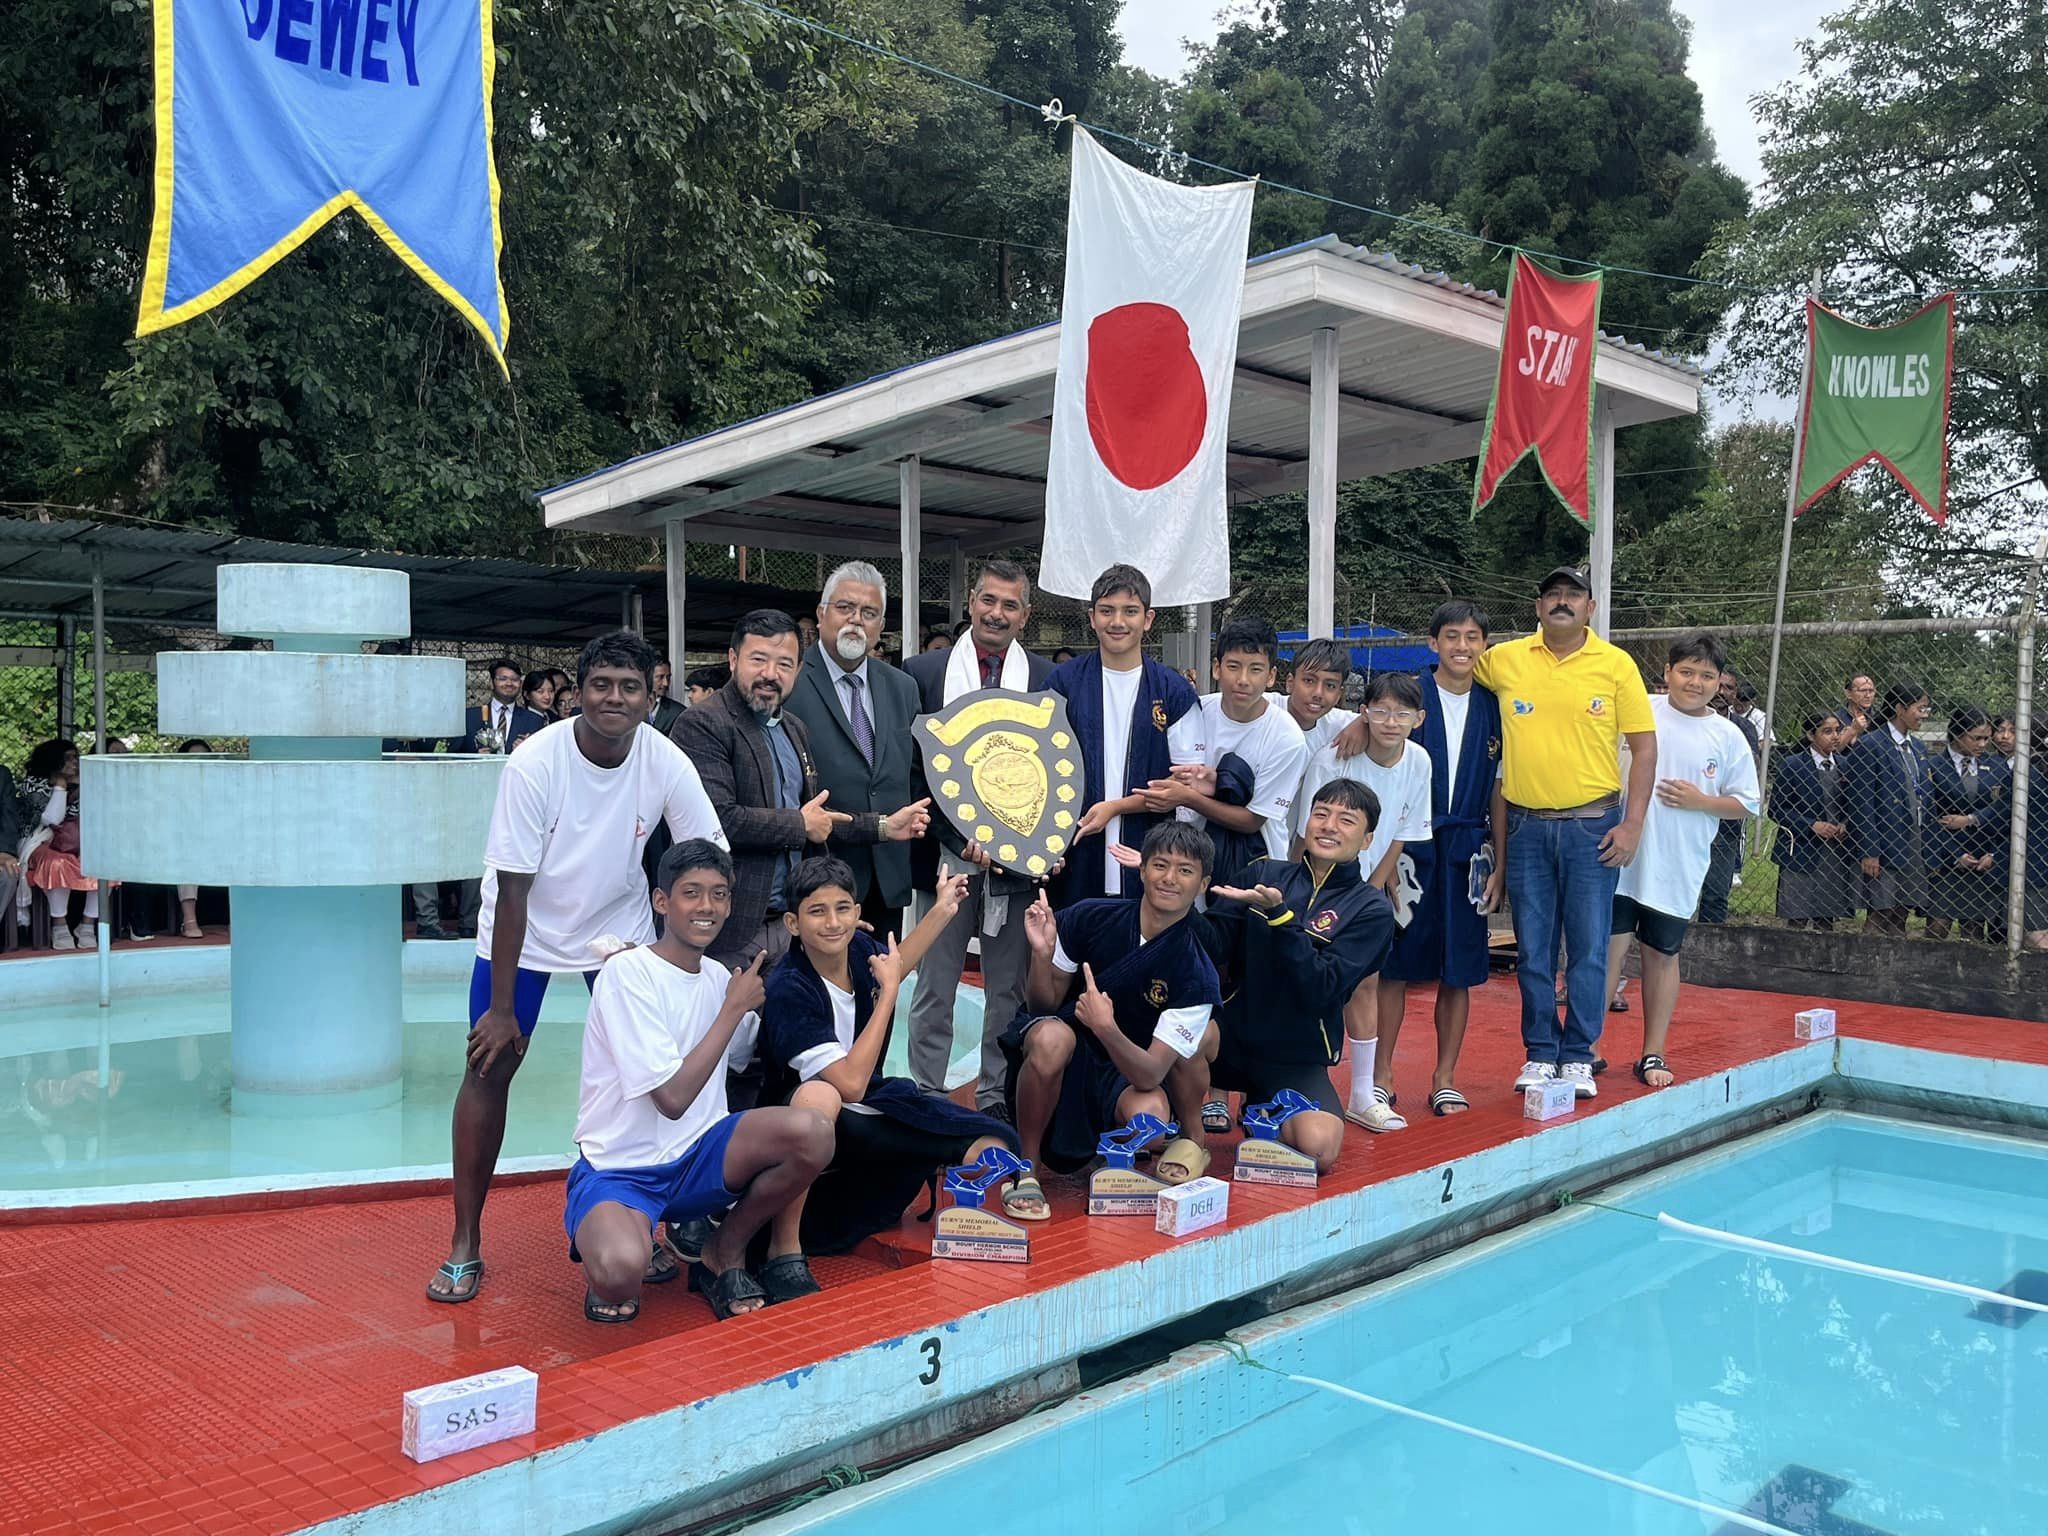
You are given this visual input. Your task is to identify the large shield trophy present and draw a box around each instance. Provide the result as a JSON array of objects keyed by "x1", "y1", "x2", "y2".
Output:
[{"x1": 913, "y1": 689, "x2": 1084, "y2": 878}]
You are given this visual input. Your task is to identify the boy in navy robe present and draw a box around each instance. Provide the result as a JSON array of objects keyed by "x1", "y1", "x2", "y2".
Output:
[
  {"x1": 758, "y1": 857, "x2": 1019, "y2": 1273},
  {"x1": 1179, "y1": 778, "x2": 1396, "y2": 1173},
  {"x1": 1375, "y1": 600, "x2": 1505, "y2": 1117},
  {"x1": 1003, "y1": 823, "x2": 1222, "y2": 1207},
  {"x1": 1048, "y1": 564, "x2": 1202, "y2": 906}
]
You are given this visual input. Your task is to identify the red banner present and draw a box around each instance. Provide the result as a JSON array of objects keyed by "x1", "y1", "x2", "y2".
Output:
[{"x1": 1472, "y1": 254, "x2": 1604, "y2": 523}]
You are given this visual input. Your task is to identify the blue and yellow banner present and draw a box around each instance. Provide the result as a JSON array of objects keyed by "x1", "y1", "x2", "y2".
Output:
[{"x1": 140, "y1": 0, "x2": 508, "y2": 371}]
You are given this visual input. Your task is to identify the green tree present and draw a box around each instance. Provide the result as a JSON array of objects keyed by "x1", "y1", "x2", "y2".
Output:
[
  {"x1": 0, "y1": 0, "x2": 878, "y2": 553},
  {"x1": 1701, "y1": 0, "x2": 2048, "y2": 535},
  {"x1": 1373, "y1": 0, "x2": 1490, "y2": 211}
]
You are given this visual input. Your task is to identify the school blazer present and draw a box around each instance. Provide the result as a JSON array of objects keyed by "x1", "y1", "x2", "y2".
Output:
[
  {"x1": 1768, "y1": 752, "x2": 1844, "y2": 874},
  {"x1": 1923, "y1": 752, "x2": 2008, "y2": 871},
  {"x1": 1842, "y1": 728, "x2": 1926, "y2": 869}
]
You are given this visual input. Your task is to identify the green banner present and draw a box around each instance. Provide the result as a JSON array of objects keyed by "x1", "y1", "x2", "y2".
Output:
[{"x1": 1794, "y1": 295, "x2": 1954, "y2": 524}]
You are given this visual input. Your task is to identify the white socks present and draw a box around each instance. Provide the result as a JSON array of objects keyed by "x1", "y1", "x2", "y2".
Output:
[{"x1": 1346, "y1": 1038, "x2": 1378, "y2": 1114}]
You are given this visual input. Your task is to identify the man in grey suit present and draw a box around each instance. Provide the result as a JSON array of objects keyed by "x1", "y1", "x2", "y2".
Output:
[
  {"x1": 782, "y1": 561, "x2": 926, "y2": 940},
  {"x1": 901, "y1": 559, "x2": 1056, "y2": 1115}
]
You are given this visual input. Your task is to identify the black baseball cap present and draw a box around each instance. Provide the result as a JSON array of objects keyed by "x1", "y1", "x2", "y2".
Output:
[{"x1": 1537, "y1": 565, "x2": 1592, "y2": 596}]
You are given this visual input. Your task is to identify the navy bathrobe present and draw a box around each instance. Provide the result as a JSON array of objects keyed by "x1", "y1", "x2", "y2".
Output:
[
  {"x1": 1386, "y1": 671, "x2": 1500, "y2": 988},
  {"x1": 1048, "y1": 652, "x2": 1199, "y2": 905}
]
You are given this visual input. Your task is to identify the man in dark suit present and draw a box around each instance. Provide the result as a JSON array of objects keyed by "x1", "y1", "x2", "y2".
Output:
[
  {"x1": 783, "y1": 561, "x2": 927, "y2": 940},
  {"x1": 648, "y1": 659, "x2": 685, "y2": 736},
  {"x1": 900, "y1": 559, "x2": 1056, "y2": 1114},
  {"x1": 671, "y1": 610, "x2": 930, "y2": 969},
  {"x1": 1843, "y1": 678, "x2": 1932, "y2": 934},
  {"x1": 419, "y1": 658, "x2": 547, "y2": 938}
]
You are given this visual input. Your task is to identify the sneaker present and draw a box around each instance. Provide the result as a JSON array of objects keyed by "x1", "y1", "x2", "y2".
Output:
[
  {"x1": 1514, "y1": 1060, "x2": 1556, "y2": 1091},
  {"x1": 49, "y1": 923, "x2": 76, "y2": 951},
  {"x1": 1561, "y1": 1062, "x2": 1598, "y2": 1099},
  {"x1": 1345, "y1": 1098, "x2": 1408, "y2": 1133}
]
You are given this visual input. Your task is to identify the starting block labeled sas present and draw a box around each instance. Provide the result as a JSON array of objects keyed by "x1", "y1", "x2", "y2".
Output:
[
  {"x1": 1233, "y1": 1090, "x2": 1320, "y2": 1188},
  {"x1": 1089, "y1": 1113, "x2": 1176, "y2": 1216},
  {"x1": 1794, "y1": 1007, "x2": 1836, "y2": 1041},
  {"x1": 933, "y1": 1146, "x2": 1033, "y2": 1264}
]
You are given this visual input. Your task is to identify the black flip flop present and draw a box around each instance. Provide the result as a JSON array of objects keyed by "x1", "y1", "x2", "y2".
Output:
[
  {"x1": 643, "y1": 1242, "x2": 682, "y2": 1285},
  {"x1": 1633, "y1": 1054, "x2": 1674, "y2": 1087},
  {"x1": 584, "y1": 1292, "x2": 640, "y2": 1325},
  {"x1": 757, "y1": 1253, "x2": 823, "y2": 1305},
  {"x1": 426, "y1": 1258, "x2": 483, "y2": 1304},
  {"x1": 1201, "y1": 1098, "x2": 1232, "y2": 1135},
  {"x1": 690, "y1": 1260, "x2": 768, "y2": 1320}
]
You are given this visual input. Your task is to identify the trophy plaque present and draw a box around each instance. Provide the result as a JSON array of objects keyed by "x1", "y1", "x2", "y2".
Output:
[
  {"x1": 1234, "y1": 1090, "x2": 1321, "y2": 1188},
  {"x1": 932, "y1": 1146, "x2": 1033, "y2": 1264},
  {"x1": 1087, "y1": 1113, "x2": 1176, "y2": 1216},
  {"x1": 914, "y1": 689, "x2": 1084, "y2": 879}
]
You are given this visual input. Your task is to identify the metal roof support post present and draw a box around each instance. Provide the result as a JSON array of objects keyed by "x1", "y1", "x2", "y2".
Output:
[
  {"x1": 1590, "y1": 392, "x2": 1616, "y2": 639},
  {"x1": 947, "y1": 540, "x2": 967, "y2": 635},
  {"x1": 57, "y1": 616, "x2": 76, "y2": 738},
  {"x1": 664, "y1": 521, "x2": 687, "y2": 681},
  {"x1": 91, "y1": 552, "x2": 107, "y2": 753},
  {"x1": 1194, "y1": 602, "x2": 1214, "y2": 687},
  {"x1": 2006, "y1": 531, "x2": 2048, "y2": 966},
  {"x1": 1307, "y1": 327, "x2": 1339, "y2": 641},
  {"x1": 899, "y1": 457, "x2": 922, "y2": 656}
]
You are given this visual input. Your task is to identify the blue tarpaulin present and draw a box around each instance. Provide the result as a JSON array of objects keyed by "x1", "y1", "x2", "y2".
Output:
[{"x1": 1275, "y1": 623, "x2": 1435, "y2": 675}]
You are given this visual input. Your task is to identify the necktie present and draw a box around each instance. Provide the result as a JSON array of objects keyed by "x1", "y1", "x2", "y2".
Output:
[
  {"x1": 1962, "y1": 757, "x2": 1976, "y2": 783},
  {"x1": 1900, "y1": 737, "x2": 1920, "y2": 823},
  {"x1": 980, "y1": 650, "x2": 1000, "y2": 689},
  {"x1": 844, "y1": 674, "x2": 874, "y2": 765},
  {"x1": 494, "y1": 704, "x2": 508, "y2": 747}
]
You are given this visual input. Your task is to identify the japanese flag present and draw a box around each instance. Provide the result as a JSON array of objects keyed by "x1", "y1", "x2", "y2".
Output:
[{"x1": 1041, "y1": 129, "x2": 1255, "y2": 607}]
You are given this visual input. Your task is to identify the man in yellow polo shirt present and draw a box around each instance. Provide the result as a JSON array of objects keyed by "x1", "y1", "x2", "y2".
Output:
[{"x1": 1475, "y1": 566, "x2": 1656, "y2": 1101}]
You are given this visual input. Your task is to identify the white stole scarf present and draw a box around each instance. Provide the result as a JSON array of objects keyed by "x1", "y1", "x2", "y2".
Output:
[
  {"x1": 939, "y1": 636, "x2": 1034, "y2": 934},
  {"x1": 943, "y1": 634, "x2": 1031, "y2": 705}
]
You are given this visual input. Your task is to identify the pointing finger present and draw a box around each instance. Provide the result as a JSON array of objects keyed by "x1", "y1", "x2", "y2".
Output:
[{"x1": 1081, "y1": 962, "x2": 1098, "y2": 991}]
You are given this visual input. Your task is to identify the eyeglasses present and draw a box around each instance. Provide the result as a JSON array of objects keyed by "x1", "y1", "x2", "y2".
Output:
[
  {"x1": 1365, "y1": 707, "x2": 1418, "y2": 725},
  {"x1": 827, "y1": 599, "x2": 883, "y2": 624}
]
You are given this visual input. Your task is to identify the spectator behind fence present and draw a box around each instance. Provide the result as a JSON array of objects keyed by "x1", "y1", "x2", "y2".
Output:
[
  {"x1": 1992, "y1": 714, "x2": 2018, "y2": 770},
  {"x1": 458, "y1": 658, "x2": 546, "y2": 755},
  {"x1": 174, "y1": 738, "x2": 217, "y2": 938},
  {"x1": 1770, "y1": 712, "x2": 1857, "y2": 930},
  {"x1": 648, "y1": 659, "x2": 685, "y2": 736},
  {"x1": 549, "y1": 669, "x2": 578, "y2": 721},
  {"x1": 683, "y1": 666, "x2": 726, "y2": 706},
  {"x1": 521, "y1": 669, "x2": 557, "y2": 719},
  {"x1": 2026, "y1": 721, "x2": 2048, "y2": 951},
  {"x1": 1923, "y1": 704, "x2": 2006, "y2": 942},
  {"x1": 1694, "y1": 670, "x2": 1761, "y2": 926},
  {"x1": 17, "y1": 739, "x2": 103, "y2": 950},
  {"x1": 1843, "y1": 678, "x2": 1931, "y2": 935},
  {"x1": 1841, "y1": 673, "x2": 1877, "y2": 740}
]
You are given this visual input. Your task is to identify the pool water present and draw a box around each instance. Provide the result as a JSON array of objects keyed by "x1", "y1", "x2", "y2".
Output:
[
  {"x1": 754, "y1": 1114, "x2": 2048, "y2": 1536},
  {"x1": 0, "y1": 976, "x2": 983, "y2": 1200}
]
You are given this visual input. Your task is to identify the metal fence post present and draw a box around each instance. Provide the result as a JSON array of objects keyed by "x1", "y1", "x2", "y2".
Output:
[{"x1": 2006, "y1": 533, "x2": 2048, "y2": 961}]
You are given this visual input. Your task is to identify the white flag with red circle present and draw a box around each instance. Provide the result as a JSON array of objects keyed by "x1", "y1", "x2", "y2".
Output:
[{"x1": 1041, "y1": 129, "x2": 1255, "y2": 607}]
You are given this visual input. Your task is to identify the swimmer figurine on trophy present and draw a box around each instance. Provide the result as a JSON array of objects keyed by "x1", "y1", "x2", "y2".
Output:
[
  {"x1": 1087, "y1": 1113, "x2": 1177, "y2": 1215},
  {"x1": 932, "y1": 1146, "x2": 1035, "y2": 1264},
  {"x1": 1234, "y1": 1090, "x2": 1321, "y2": 1189},
  {"x1": 914, "y1": 689, "x2": 1084, "y2": 881}
]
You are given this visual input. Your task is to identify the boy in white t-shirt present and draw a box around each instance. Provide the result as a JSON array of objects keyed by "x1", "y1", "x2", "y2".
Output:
[
  {"x1": 429, "y1": 630, "x2": 728, "y2": 1306},
  {"x1": 1293, "y1": 671, "x2": 1432, "y2": 1131},
  {"x1": 567, "y1": 839, "x2": 830, "y2": 1324},
  {"x1": 1605, "y1": 635, "x2": 1760, "y2": 1092},
  {"x1": 1271, "y1": 636, "x2": 1359, "y2": 753},
  {"x1": 1146, "y1": 617, "x2": 1308, "y2": 879}
]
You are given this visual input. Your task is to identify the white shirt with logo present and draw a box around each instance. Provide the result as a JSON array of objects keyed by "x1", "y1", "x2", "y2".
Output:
[
  {"x1": 1187, "y1": 694, "x2": 1307, "y2": 859},
  {"x1": 574, "y1": 945, "x2": 735, "y2": 1169},
  {"x1": 478, "y1": 720, "x2": 727, "y2": 971},
  {"x1": 1616, "y1": 697, "x2": 1761, "y2": 919}
]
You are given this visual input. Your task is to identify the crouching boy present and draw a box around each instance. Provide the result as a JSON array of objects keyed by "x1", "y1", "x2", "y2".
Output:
[
  {"x1": 1002, "y1": 823, "x2": 1222, "y2": 1213},
  {"x1": 566, "y1": 840, "x2": 832, "y2": 1324},
  {"x1": 1181, "y1": 779, "x2": 1396, "y2": 1173},
  {"x1": 756, "y1": 857, "x2": 1021, "y2": 1278}
]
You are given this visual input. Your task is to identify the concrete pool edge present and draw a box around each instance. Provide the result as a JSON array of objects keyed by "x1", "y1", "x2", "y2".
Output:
[{"x1": 294, "y1": 1043, "x2": 1856, "y2": 1536}]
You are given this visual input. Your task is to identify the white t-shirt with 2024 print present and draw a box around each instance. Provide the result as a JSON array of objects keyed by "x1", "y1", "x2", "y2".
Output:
[
  {"x1": 1295, "y1": 737, "x2": 1434, "y2": 878},
  {"x1": 1183, "y1": 694, "x2": 1308, "y2": 860}
]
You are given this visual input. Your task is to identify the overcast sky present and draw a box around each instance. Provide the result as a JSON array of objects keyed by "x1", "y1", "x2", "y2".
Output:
[{"x1": 1114, "y1": 1, "x2": 1833, "y2": 192}]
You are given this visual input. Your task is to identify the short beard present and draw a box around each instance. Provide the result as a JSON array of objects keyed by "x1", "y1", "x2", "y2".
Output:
[
  {"x1": 747, "y1": 688, "x2": 780, "y2": 719},
  {"x1": 833, "y1": 627, "x2": 869, "y2": 663}
]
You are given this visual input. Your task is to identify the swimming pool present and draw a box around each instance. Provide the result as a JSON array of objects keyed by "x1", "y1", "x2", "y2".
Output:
[{"x1": 747, "y1": 1112, "x2": 2048, "y2": 1536}]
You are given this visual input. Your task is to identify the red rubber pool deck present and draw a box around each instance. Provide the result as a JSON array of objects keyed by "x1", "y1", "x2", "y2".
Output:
[{"x1": 2, "y1": 977, "x2": 2038, "y2": 1536}]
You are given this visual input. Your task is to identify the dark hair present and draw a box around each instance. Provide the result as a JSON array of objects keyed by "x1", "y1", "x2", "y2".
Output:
[
  {"x1": 1090, "y1": 563, "x2": 1152, "y2": 609},
  {"x1": 1139, "y1": 820, "x2": 1214, "y2": 878},
  {"x1": 548, "y1": 667, "x2": 571, "y2": 688},
  {"x1": 1215, "y1": 616, "x2": 1278, "y2": 664},
  {"x1": 789, "y1": 855, "x2": 859, "y2": 909},
  {"x1": 729, "y1": 609, "x2": 799, "y2": 650},
  {"x1": 1735, "y1": 680, "x2": 1758, "y2": 704},
  {"x1": 1992, "y1": 713, "x2": 2014, "y2": 733},
  {"x1": 1291, "y1": 637, "x2": 1352, "y2": 681},
  {"x1": 25, "y1": 739, "x2": 74, "y2": 779},
  {"x1": 684, "y1": 665, "x2": 729, "y2": 692},
  {"x1": 1429, "y1": 599, "x2": 1492, "y2": 638},
  {"x1": 1947, "y1": 703, "x2": 1991, "y2": 740},
  {"x1": 576, "y1": 630, "x2": 657, "y2": 690},
  {"x1": 657, "y1": 837, "x2": 734, "y2": 892},
  {"x1": 1053, "y1": 648, "x2": 1076, "y2": 663},
  {"x1": 522, "y1": 668, "x2": 553, "y2": 696},
  {"x1": 1667, "y1": 633, "x2": 1729, "y2": 673},
  {"x1": 1881, "y1": 678, "x2": 1929, "y2": 719},
  {"x1": 485, "y1": 657, "x2": 521, "y2": 679},
  {"x1": 974, "y1": 558, "x2": 1032, "y2": 602},
  {"x1": 1308, "y1": 776, "x2": 1381, "y2": 831},
  {"x1": 1799, "y1": 712, "x2": 1836, "y2": 741},
  {"x1": 952, "y1": 618, "x2": 974, "y2": 639},
  {"x1": 1363, "y1": 671, "x2": 1424, "y2": 710},
  {"x1": 177, "y1": 738, "x2": 212, "y2": 753}
]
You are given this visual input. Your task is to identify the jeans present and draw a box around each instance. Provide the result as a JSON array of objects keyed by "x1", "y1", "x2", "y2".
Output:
[{"x1": 1506, "y1": 804, "x2": 1623, "y2": 1066}]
